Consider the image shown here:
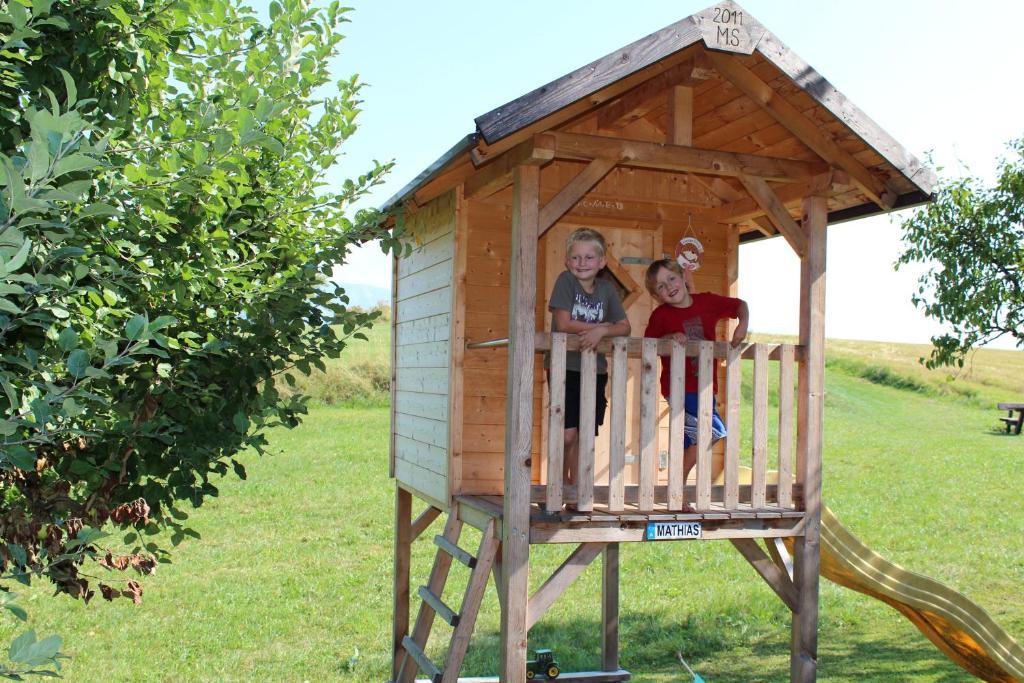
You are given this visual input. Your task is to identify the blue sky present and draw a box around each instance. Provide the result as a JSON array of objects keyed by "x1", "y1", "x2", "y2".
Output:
[{"x1": 292, "y1": 1, "x2": 1023, "y2": 348}]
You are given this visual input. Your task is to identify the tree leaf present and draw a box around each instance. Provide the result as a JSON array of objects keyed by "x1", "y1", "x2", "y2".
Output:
[
  {"x1": 67, "y1": 349, "x2": 90, "y2": 378},
  {"x1": 58, "y1": 326, "x2": 78, "y2": 351},
  {"x1": 125, "y1": 314, "x2": 148, "y2": 341},
  {"x1": 57, "y1": 67, "x2": 77, "y2": 107},
  {"x1": 52, "y1": 153, "x2": 99, "y2": 179}
]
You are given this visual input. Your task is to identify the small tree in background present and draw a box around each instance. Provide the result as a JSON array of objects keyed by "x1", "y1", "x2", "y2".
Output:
[
  {"x1": 899, "y1": 137, "x2": 1023, "y2": 368},
  {"x1": 0, "y1": 0, "x2": 400, "y2": 675}
]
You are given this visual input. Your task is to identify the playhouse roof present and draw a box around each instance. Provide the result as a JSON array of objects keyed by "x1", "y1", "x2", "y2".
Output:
[{"x1": 383, "y1": 2, "x2": 935, "y2": 239}]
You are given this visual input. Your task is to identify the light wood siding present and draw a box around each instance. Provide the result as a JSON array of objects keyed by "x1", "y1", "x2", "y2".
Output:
[
  {"x1": 392, "y1": 191, "x2": 455, "y2": 506},
  {"x1": 459, "y1": 199, "x2": 543, "y2": 495}
]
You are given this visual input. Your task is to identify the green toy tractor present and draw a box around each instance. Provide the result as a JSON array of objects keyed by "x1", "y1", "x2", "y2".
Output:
[{"x1": 525, "y1": 648, "x2": 560, "y2": 680}]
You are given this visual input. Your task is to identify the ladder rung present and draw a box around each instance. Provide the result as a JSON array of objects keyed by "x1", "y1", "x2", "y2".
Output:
[
  {"x1": 433, "y1": 534, "x2": 476, "y2": 568},
  {"x1": 418, "y1": 586, "x2": 460, "y2": 627},
  {"x1": 400, "y1": 635, "x2": 442, "y2": 683}
]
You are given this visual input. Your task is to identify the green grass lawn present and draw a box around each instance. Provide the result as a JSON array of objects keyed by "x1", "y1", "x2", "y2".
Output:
[{"x1": 4, "y1": 341, "x2": 1022, "y2": 682}]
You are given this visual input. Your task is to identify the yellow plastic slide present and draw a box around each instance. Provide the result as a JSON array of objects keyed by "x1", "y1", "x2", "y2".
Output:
[
  {"x1": 813, "y1": 505, "x2": 1024, "y2": 682},
  {"x1": 725, "y1": 468, "x2": 1023, "y2": 681}
]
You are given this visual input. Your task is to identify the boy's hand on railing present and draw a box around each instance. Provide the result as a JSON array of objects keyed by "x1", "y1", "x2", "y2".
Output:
[
  {"x1": 730, "y1": 322, "x2": 748, "y2": 348},
  {"x1": 578, "y1": 325, "x2": 609, "y2": 350},
  {"x1": 668, "y1": 332, "x2": 688, "y2": 345}
]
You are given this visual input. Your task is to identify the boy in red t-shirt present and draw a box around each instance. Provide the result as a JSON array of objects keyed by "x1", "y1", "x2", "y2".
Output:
[{"x1": 643, "y1": 258, "x2": 749, "y2": 490}]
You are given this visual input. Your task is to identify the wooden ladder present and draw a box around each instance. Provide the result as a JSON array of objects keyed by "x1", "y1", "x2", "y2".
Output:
[{"x1": 395, "y1": 513, "x2": 500, "y2": 683}]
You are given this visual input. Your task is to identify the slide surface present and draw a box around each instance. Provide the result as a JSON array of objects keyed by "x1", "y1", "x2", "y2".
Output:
[{"x1": 813, "y1": 505, "x2": 1024, "y2": 682}]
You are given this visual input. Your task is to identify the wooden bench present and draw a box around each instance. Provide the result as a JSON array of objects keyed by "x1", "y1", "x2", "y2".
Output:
[{"x1": 997, "y1": 403, "x2": 1024, "y2": 435}]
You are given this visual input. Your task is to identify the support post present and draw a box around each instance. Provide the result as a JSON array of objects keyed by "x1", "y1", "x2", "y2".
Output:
[
  {"x1": 791, "y1": 194, "x2": 826, "y2": 682},
  {"x1": 501, "y1": 164, "x2": 540, "y2": 682},
  {"x1": 392, "y1": 486, "x2": 412, "y2": 682},
  {"x1": 602, "y1": 543, "x2": 620, "y2": 672}
]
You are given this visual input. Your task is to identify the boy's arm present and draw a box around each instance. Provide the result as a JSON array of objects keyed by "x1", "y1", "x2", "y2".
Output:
[
  {"x1": 552, "y1": 310, "x2": 631, "y2": 350},
  {"x1": 730, "y1": 300, "x2": 749, "y2": 347}
]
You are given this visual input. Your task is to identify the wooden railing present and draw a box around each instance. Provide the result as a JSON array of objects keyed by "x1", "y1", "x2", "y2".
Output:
[{"x1": 533, "y1": 333, "x2": 804, "y2": 514}]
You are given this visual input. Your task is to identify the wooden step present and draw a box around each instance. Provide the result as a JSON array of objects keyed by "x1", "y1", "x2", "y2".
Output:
[
  {"x1": 418, "y1": 586, "x2": 460, "y2": 627},
  {"x1": 433, "y1": 534, "x2": 476, "y2": 568},
  {"x1": 401, "y1": 635, "x2": 442, "y2": 683}
]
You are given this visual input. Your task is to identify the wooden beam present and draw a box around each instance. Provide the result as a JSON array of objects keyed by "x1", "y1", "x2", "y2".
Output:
[
  {"x1": 550, "y1": 131, "x2": 827, "y2": 183},
  {"x1": 527, "y1": 542, "x2": 606, "y2": 629},
  {"x1": 791, "y1": 194, "x2": 827, "y2": 682},
  {"x1": 412, "y1": 159, "x2": 476, "y2": 208},
  {"x1": 706, "y1": 51, "x2": 896, "y2": 210},
  {"x1": 731, "y1": 538, "x2": 798, "y2": 612},
  {"x1": 601, "y1": 544, "x2": 620, "y2": 672},
  {"x1": 667, "y1": 85, "x2": 693, "y2": 146},
  {"x1": 465, "y1": 134, "x2": 555, "y2": 200},
  {"x1": 736, "y1": 175, "x2": 807, "y2": 256},
  {"x1": 392, "y1": 486, "x2": 412, "y2": 682},
  {"x1": 501, "y1": 164, "x2": 540, "y2": 683},
  {"x1": 538, "y1": 157, "x2": 618, "y2": 236},
  {"x1": 704, "y1": 172, "x2": 844, "y2": 224},
  {"x1": 596, "y1": 59, "x2": 704, "y2": 130}
]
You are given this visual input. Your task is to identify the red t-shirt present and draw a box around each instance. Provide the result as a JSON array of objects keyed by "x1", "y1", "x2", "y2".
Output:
[{"x1": 643, "y1": 293, "x2": 743, "y2": 396}]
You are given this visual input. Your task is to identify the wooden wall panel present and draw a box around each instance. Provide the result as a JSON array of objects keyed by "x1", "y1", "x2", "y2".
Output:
[{"x1": 393, "y1": 191, "x2": 455, "y2": 504}]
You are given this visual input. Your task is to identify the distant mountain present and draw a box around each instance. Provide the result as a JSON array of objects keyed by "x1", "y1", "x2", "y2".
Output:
[{"x1": 336, "y1": 282, "x2": 390, "y2": 310}]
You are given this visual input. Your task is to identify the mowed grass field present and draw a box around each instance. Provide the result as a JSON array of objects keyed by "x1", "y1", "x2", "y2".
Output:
[{"x1": 4, "y1": 331, "x2": 1022, "y2": 682}]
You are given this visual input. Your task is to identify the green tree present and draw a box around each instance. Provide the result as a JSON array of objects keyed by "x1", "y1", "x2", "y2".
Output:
[
  {"x1": 0, "y1": 0, "x2": 400, "y2": 675},
  {"x1": 898, "y1": 138, "x2": 1024, "y2": 368}
]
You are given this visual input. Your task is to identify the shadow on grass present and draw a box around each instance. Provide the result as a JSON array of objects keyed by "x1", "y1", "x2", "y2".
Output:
[{"x1": 458, "y1": 609, "x2": 971, "y2": 682}]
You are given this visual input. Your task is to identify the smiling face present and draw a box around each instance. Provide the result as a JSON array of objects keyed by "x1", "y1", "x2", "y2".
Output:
[
  {"x1": 564, "y1": 240, "x2": 606, "y2": 288},
  {"x1": 652, "y1": 264, "x2": 692, "y2": 307}
]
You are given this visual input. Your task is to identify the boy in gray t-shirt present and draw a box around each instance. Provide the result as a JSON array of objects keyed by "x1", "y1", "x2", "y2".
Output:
[{"x1": 547, "y1": 228, "x2": 630, "y2": 492}]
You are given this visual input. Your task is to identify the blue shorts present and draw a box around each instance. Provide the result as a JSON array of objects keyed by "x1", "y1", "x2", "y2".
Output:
[{"x1": 681, "y1": 392, "x2": 727, "y2": 449}]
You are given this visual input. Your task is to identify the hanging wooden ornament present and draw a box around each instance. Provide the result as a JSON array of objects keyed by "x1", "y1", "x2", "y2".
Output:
[{"x1": 675, "y1": 215, "x2": 704, "y2": 271}]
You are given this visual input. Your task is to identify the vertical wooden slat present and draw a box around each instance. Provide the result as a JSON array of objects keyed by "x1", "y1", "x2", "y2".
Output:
[
  {"x1": 392, "y1": 486, "x2": 412, "y2": 682},
  {"x1": 389, "y1": 252, "x2": 399, "y2": 478},
  {"x1": 638, "y1": 338, "x2": 659, "y2": 511},
  {"x1": 577, "y1": 349, "x2": 597, "y2": 512},
  {"x1": 601, "y1": 543, "x2": 620, "y2": 672},
  {"x1": 449, "y1": 186, "x2": 468, "y2": 498},
  {"x1": 667, "y1": 340, "x2": 686, "y2": 510},
  {"x1": 777, "y1": 344, "x2": 795, "y2": 508},
  {"x1": 751, "y1": 344, "x2": 768, "y2": 508},
  {"x1": 546, "y1": 333, "x2": 567, "y2": 511},
  {"x1": 501, "y1": 164, "x2": 538, "y2": 683},
  {"x1": 695, "y1": 341, "x2": 714, "y2": 509},
  {"x1": 791, "y1": 194, "x2": 827, "y2": 683},
  {"x1": 607, "y1": 338, "x2": 628, "y2": 512},
  {"x1": 724, "y1": 343, "x2": 742, "y2": 509}
]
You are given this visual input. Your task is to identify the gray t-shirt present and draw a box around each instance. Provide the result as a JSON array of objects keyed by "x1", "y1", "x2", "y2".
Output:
[{"x1": 547, "y1": 270, "x2": 627, "y2": 374}]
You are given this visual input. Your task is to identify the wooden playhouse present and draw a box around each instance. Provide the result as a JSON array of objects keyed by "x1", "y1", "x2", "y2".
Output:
[{"x1": 382, "y1": 3, "x2": 935, "y2": 681}]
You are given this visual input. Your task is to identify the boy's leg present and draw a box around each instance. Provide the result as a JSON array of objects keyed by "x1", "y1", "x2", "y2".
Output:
[{"x1": 563, "y1": 427, "x2": 579, "y2": 485}]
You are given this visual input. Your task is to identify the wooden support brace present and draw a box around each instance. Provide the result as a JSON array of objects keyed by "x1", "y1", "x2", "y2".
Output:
[
  {"x1": 411, "y1": 506, "x2": 442, "y2": 542},
  {"x1": 731, "y1": 538, "x2": 798, "y2": 612},
  {"x1": 538, "y1": 157, "x2": 619, "y2": 236},
  {"x1": 737, "y1": 175, "x2": 807, "y2": 257},
  {"x1": 706, "y1": 51, "x2": 896, "y2": 210},
  {"x1": 527, "y1": 543, "x2": 607, "y2": 630}
]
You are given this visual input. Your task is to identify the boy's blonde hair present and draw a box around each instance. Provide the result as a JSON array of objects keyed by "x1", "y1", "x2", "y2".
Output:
[
  {"x1": 644, "y1": 258, "x2": 685, "y2": 297},
  {"x1": 565, "y1": 228, "x2": 606, "y2": 257}
]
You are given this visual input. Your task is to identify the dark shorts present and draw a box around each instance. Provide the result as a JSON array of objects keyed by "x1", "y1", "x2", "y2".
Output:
[
  {"x1": 562, "y1": 370, "x2": 608, "y2": 435},
  {"x1": 681, "y1": 392, "x2": 727, "y2": 449}
]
